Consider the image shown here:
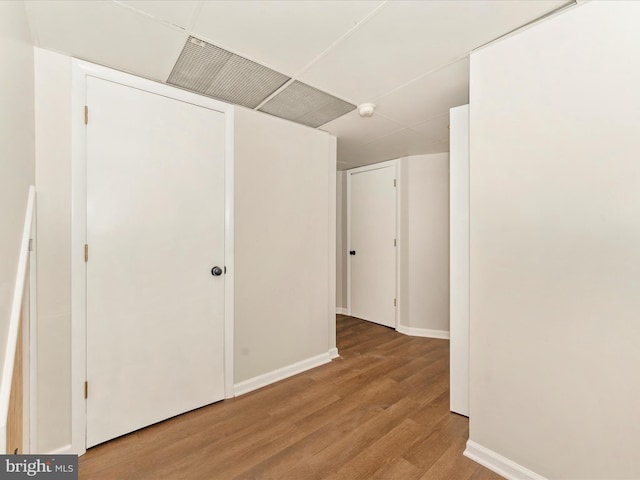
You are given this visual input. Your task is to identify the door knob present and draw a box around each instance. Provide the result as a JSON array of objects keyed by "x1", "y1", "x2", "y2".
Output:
[
  {"x1": 349, "y1": 250, "x2": 356, "y2": 255},
  {"x1": 211, "y1": 266, "x2": 223, "y2": 276}
]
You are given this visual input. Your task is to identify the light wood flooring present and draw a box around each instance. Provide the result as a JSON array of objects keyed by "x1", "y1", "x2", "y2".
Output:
[{"x1": 79, "y1": 315, "x2": 502, "y2": 479}]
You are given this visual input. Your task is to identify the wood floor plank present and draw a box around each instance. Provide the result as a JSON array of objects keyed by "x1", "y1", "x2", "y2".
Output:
[
  {"x1": 79, "y1": 315, "x2": 504, "y2": 480},
  {"x1": 469, "y1": 466, "x2": 507, "y2": 480},
  {"x1": 370, "y1": 457, "x2": 424, "y2": 480},
  {"x1": 403, "y1": 413, "x2": 470, "y2": 472},
  {"x1": 275, "y1": 396, "x2": 421, "y2": 480},
  {"x1": 326, "y1": 418, "x2": 425, "y2": 480},
  {"x1": 418, "y1": 435, "x2": 485, "y2": 480}
]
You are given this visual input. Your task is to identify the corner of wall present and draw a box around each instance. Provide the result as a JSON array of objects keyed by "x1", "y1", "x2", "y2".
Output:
[
  {"x1": 464, "y1": 441, "x2": 548, "y2": 480},
  {"x1": 397, "y1": 154, "x2": 450, "y2": 335}
]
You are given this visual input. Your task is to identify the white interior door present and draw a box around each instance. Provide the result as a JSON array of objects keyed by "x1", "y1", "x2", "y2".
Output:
[
  {"x1": 348, "y1": 165, "x2": 397, "y2": 328},
  {"x1": 86, "y1": 76, "x2": 226, "y2": 447}
]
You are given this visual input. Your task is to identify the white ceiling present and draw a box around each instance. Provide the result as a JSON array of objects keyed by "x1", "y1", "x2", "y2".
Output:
[{"x1": 24, "y1": 0, "x2": 573, "y2": 170}]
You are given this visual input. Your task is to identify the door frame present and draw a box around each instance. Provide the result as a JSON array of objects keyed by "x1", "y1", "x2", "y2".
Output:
[
  {"x1": 346, "y1": 158, "x2": 401, "y2": 330},
  {"x1": 70, "y1": 60, "x2": 235, "y2": 455}
]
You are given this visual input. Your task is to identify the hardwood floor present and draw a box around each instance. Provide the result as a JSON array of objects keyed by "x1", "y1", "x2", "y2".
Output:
[{"x1": 79, "y1": 315, "x2": 502, "y2": 479}]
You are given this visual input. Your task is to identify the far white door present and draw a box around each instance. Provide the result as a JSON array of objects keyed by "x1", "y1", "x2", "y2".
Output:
[
  {"x1": 85, "y1": 76, "x2": 226, "y2": 447},
  {"x1": 348, "y1": 163, "x2": 397, "y2": 328}
]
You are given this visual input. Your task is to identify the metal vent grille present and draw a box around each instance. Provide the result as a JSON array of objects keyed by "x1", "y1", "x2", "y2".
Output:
[
  {"x1": 259, "y1": 81, "x2": 356, "y2": 128},
  {"x1": 168, "y1": 37, "x2": 290, "y2": 109}
]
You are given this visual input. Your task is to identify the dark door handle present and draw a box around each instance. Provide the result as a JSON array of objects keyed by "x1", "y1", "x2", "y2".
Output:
[
  {"x1": 211, "y1": 266, "x2": 223, "y2": 276},
  {"x1": 349, "y1": 250, "x2": 356, "y2": 256}
]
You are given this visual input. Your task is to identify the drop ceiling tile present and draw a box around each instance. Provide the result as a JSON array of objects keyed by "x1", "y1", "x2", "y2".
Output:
[
  {"x1": 376, "y1": 58, "x2": 469, "y2": 127},
  {"x1": 192, "y1": 1, "x2": 384, "y2": 76},
  {"x1": 299, "y1": 0, "x2": 570, "y2": 103},
  {"x1": 26, "y1": 0, "x2": 188, "y2": 82},
  {"x1": 410, "y1": 115, "x2": 451, "y2": 144},
  {"x1": 337, "y1": 147, "x2": 396, "y2": 168},
  {"x1": 339, "y1": 128, "x2": 450, "y2": 167},
  {"x1": 424, "y1": 141, "x2": 450, "y2": 155},
  {"x1": 116, "y1": 1, "x2": 200, "y2": 29},
  {"x1": 338, "y1": 128, "x2": 414, "y2": 166},
  {"x1": 407, "y1": 138, "x2": 450, "y2": 157},
  {"x1": 367, "y1": 128, "x2": 427, "y2": 156},
  {"x1": 320, "y1": 110, "x2": 405, "y2": 145},
  {"x1": 337, "y1": 140, "x2": 369, "y2": 166}
]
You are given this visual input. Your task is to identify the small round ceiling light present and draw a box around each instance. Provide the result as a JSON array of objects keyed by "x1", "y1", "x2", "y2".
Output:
[{"x1": 357, "y1": 103, "x2": 376, "y2": 118}]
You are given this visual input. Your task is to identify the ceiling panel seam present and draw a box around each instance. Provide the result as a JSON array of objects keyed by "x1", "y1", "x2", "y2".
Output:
[
  {"x1": 372, "y1": 55, "x2": 469, "y2": 103},
  {"x1": 291, "y1": 0, "x2": 390, "y2": 79},
  {"x1": 186, "y1": 1, "x2": 204, "y2": 32},
  {"x1": 408, "y1": 112, "x2": 450, "y2": 132},
  {"x1": 374, "y1": 112, "x2": 413, "y2": 129},
  {"x1": 109, "y1": 0, "x2": 288, "y2": 77},
  {"x1": 250, "y1": 0, "x2": 392, "y2": 110},
  {"x1": 351, "y1": 2, "x2": 575, "y2": 105},
  {"x1": 106, "y1": 0, "x2": 392, "y2": 110},
  {"x1": 471, "y1": 0, "x2": 577, "y2": 54},
  {"x1": 111, "y1": 0, "x2": 192, "y2": 33},
  {"x1": 358, "y1": 126, "x2": 408, "y2": 147},
  {"x1": 90, "y1": 0, "x2": 571, "y2": 118},
  {"x1": 254, "y1": 78, "x2": 296, "y2": 111}
]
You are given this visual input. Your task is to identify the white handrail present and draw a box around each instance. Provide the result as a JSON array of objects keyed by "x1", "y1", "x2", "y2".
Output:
[{"x1": 0, "y1": 185, "x2": 35, "y2": 453}]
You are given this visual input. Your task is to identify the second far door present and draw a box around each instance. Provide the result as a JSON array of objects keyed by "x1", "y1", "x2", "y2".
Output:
[{"x1": 348, "y1": 163, "x2": 397, "y2": 328}]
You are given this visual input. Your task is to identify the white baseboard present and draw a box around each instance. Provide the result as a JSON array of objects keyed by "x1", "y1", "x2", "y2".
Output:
[
  {"x1": 329, "y1": 347, "x2": 339, "y2": 359},
  {"x1": 464, "y1": 440, "x2": 548, "y2": 480},
  {"x1": 396, "y1": 324, "x2": 450, "y2": 340},
  {"x1": 336, "y1": 307, "x2": 349, "y2": 315},
  {"x1": 47, "y1": 444, "x2": 73, "y2": 455},
  {"x1": 234, "y1": 351, "x2": 332, "y2": 397}
]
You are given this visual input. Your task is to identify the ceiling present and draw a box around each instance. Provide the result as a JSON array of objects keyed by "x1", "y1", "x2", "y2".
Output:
[{"x1": 24, "y1": 0, "x2": 573, "y2": 170}]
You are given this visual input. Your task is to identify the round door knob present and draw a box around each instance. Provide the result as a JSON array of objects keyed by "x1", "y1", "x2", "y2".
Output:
[{"x1": 211, "y1": 266, "x2": 223, "y2": 276}]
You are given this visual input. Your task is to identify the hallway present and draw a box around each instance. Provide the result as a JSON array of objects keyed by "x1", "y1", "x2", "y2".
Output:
[{"x1": 79, "y1": 315, "x2": 501, "y2": 479}]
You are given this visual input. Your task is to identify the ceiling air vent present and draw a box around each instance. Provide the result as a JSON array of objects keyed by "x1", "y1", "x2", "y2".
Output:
[
  {"x1": 168, "y1": 37, "x2": 290, "y2": 109},
  {"x1": 168, "y1": 37, "x2": 355, "y2": 128},
  {"x1": 259, "y1": 81, "x2": 356, "y2": 128}
]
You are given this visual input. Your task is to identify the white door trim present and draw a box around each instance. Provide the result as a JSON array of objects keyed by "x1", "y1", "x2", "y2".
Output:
[
  {"x1": 28, "y1": 197, "x2": 37, "y2": 453},
  {"x1": 346, "y1": 158, "x2": 400, "y2": 329},
  {"x1": 70, "y1": 59, "x2": 235, "y2": 455},
  {"x1": 327, "y1": 137, "x2": 338, "y2": 358}
]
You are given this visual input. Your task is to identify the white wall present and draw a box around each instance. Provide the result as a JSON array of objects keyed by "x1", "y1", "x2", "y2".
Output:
[
  {"x1": 33, "y1": 49, "x2": 337, "y2": 451},
  {"x1": 449, "y1": 105, "x2": 469, "y2": 417},
  {"x1": 0, "y1": 0, "x2": 35, "y2": 371},
  {"x1": 33, "y1": 48, "x2": 72, "y2": 454},
  {"x1": 469, "y1": 2, "x2": 640, "y2": 478},
  {"x1": 399, "y1": 154, "x2": 450, "y2": 335},
  {"x1": 234, "y1": 107, "x2": 336, "y2": 383}
]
